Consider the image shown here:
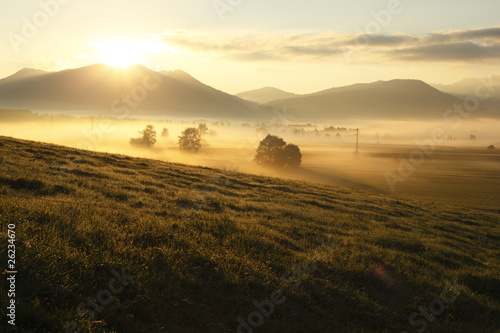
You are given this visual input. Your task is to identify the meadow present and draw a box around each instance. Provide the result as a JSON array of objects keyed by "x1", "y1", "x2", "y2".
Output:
[{"x1": 0, "y1": 135, "x2": 498, "y2": 332}]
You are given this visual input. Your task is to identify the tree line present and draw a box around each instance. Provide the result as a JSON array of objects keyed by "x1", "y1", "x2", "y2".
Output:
[{"x1": 130, "y1": 124, "x2": 302, "y2": 168}]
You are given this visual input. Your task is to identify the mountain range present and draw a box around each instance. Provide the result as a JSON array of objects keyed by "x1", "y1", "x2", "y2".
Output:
[
  {"x1": 264, "y1": 79, "x2": 496, "y2": 120},
  {"x1": 0, "y1": 64, "x2": 498, "y2": 121},
  {"x1": 432, "y1": 76, "x2": 500, "y2": 113},
  {"x1": 0, "y1": 64, "x2": 257, "y2": 120}
]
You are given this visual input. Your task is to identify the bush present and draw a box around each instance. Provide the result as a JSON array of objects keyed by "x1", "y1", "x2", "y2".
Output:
[
  {"x1": 487, "y1": 145, "x2": 495, "y2": 150},
  {"x1": 254, "y1": 134, "x2": 302, "y2": 168},
  {"x1": 179, "y1": 128, "x2": 202, "y2": 152}
]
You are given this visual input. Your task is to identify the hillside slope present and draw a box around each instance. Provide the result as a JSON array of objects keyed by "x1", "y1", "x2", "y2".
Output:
[{"x1": 0, "y1": 136, "x2": 498, "y2": 333}]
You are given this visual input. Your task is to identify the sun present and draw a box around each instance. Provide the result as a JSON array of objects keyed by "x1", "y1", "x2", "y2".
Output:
[{"x1": 89, "y1": 39, "x2": 167, "y2": 68}]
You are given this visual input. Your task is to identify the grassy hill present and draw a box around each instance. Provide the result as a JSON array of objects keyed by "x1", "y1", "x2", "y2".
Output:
[{"x1": 0, "y1": 136, "x2": 498, "y2": 333}]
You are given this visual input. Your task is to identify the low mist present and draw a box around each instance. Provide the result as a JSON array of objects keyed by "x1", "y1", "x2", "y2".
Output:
[{"x1": 1, "y1": 113, "x2": 499, "y2": 210}]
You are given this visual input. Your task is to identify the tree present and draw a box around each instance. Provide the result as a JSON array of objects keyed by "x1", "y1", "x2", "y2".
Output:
[
  {"x1": 178, "y1": 127, "x2": 201, "y2": 152},
  {"x1": 487, "y1": 144, "x2": 495, "y2": 150},
  {"x1": 160, "y1": 127, "x2": 169, "y2": 138},
  {"x1": 130, "y1": 125, "x2": 156, "y2": 147},
  {"x1": 283, "y1": 143, "x2": 302, "y2": 167},
  {"x1": 198, "y1": 123, "x2": 209, "y2": 136},
  {"x1": 254, "y1": 134, "x2": 302, "y2": 168}
]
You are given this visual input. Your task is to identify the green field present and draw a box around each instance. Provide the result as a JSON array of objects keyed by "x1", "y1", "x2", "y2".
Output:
[{"x1": 0, "y1": 136, "x2": 499, "y2": 332}]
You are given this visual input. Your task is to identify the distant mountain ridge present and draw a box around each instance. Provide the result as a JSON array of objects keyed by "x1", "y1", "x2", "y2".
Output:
[
  {"x1": 1, "y1": 68, "x2": 48, "y2": 82},
  {"x1": 264, "y1": 79, "x2": 496, "y2": 120},
  {"x1": 0, "y1": 64, "x2": 257, "y2": 120},
  {"x1": 432, "y1": 76, "x2": 500, "y2": 96},
  {"x1": 432, "y1": 76, "x2": 500, "y2": 114},
  {"x1": 236, "y1": 87, "x2": 298, "y2": 104},
  {"x1": 0, "y1": 65, "x2": 498, "y2": 121}
]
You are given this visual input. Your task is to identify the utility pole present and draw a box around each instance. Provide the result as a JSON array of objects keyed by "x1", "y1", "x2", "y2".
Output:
[{"x1": 353, "y1": 128, "x2": 359, "y2": 159}]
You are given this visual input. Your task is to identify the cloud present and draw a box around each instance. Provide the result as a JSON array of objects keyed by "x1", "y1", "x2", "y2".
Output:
[
  {"x1": 161, "y1": 26, "x2": 500, "y2": 63},
  {"x1": 391, "y1": 42, "x2": 500, "y2": 62},
  {"x1": 452, "y1": 27, "x2": 500, "y2": 41},
  {"x1": 383, "y1": 27, "x2": 500, "y2": 62}
]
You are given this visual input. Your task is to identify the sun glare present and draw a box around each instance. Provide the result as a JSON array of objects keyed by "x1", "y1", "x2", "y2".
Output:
[{"x1": 89, "y1": 39, "x2": 167, "y2": 68}]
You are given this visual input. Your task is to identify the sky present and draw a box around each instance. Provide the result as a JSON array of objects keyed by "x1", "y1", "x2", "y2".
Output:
[{"x1": 1, "y1": 0, "x2": 500, "y2": 94}]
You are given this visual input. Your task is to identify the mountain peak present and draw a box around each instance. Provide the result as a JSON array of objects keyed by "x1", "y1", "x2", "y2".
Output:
[
  {"x1": 1, "y1": 68, "x2": 48, "y2": 82},
  {"x1": 384, "y1": 79, "x2": 429, "y2": 85},
  {"x1": 17, "y1": 68, "x2": 47, "y2": 75},
  {"x1": 237, "y1": 86, "x2": 297, "y2": 104},
  {"x1": 379, "y1": 79, "x2": 444, "y2": 94},
  {"x1": 161, "y1": 69, "x2": 196, "y2": 79}
]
